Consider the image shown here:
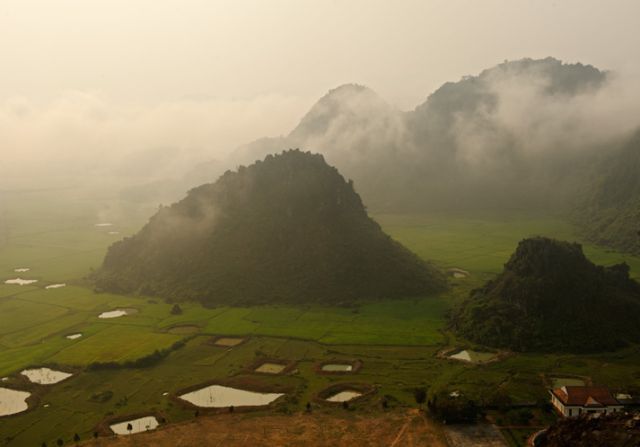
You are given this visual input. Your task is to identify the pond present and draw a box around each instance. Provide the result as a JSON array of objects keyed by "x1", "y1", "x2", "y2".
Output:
[
  {"x1": 326, "y1": 390, "x2": 362, "y2": 402},
  {"x1": 110, "y1": 416, "x2": 159, "y2": 435},
  {"x1": 98, "y1": 308, "x2": 138, "y2": 319},
  {"x1": 179, "y1": 385, "x2": 284, "y2": 408},
  {"x1": 0, "y1": 388, "x2": 30, "y2": 416},
  {"x1": 45, "y1": 283, "x2": 66, "y2": 289},
  {"x1": 321, "y1": 363, "x2": 353, "y2": 372},
  {"x1": 254, "y1": 363, "x2": 286, "y2": 374},
  {"x1": 66, "y1": 333, "x2": 82, "y2": 340},
  {"x1": 214, "y1": 337, "x2": 244, "y2": 347},
  {"x1": 448, "y1": 349, "x2": 497, "y2": 363},
  {"x1": 4, "y1": 278, "x2": 38, "y2": 286},
  {"x1": 21, "y1": 367, "x2": 73, "y2": 385},
  {"x1": 551, "y1": 377, "x2": 586, "y2": 388}
]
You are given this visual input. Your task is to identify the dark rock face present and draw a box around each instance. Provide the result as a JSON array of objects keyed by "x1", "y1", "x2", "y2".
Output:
[
  {"x1": 452, "y1": 237, "x2": 640, "y2": 352},
  {"x1": 96, "y1": 150, "x2": 445, "y2": 305},
  {"x1": 538, "y1": 411, "x2": 640, "y2": 447}
]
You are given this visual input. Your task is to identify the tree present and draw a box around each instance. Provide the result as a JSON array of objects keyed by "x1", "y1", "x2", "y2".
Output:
[
  {"x1": 170, "y1": 304, "x2": 183, "y2": 315},
  {"x1": 229, "y1": 405, "x2": 234, "y2": 413},
  {"x1": 93, "y1": 432, "x2": 99, "y2": 439},
  {"x1": 126, "y1": 423, "x2": 133, "y2": 434},
  {"x1": 305, "y1": 402, "x2": 312, "y2": 412},
  {"x1": 342, "y1": 401, "x2": 349, "y2": 410},
  {"x1": 56, "y1": 440, "x2": 63, "y2": 447},
  {"x1": 414, "y1": 388, "x2": 427, "y2": 408},
  {"x1": 73, "y1": 433, "x2": 80, "y2": 444},
  {"x1": 41, "y1": 442, "x2": 47, "y2": 447}
]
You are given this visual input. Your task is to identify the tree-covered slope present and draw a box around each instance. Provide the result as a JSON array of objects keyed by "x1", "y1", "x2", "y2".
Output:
[
  {"x1": 452, "y1": 237, "x2": 640, "y2": 352},
  {"x1": 96, "y1": 150, "x2": 445, "y2": 305},
  {"x1": 574, "y1": 131, "x2": 640, "y2": 255}
]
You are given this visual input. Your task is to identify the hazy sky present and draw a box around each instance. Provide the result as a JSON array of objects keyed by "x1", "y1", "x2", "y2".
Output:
[
  {"x1": 1, "y1": 0, "x2": 639, "y2": 184},
  {"x1": 2, "y1": 0, "x2": 639, "y2": 108}
]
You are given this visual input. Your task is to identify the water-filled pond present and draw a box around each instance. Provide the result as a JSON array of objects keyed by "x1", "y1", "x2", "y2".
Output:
[
  {"x1": 448, "y1": 350, "x2": 496, "y2": 363},
  {"x1": 110, "y1": 416, "x2": 159, "y2": 435},
  {"x1": 0, "y1": 388, "x2": 30, "y2": 416},
  {"x1": 214, "y1": 337, "x2": 244, "y2": 347},
  {"x1": 4, "y1": 278, "x2": 38, "y2": 286},
  {"x1": 21, "y1": 367, "x2": 72, "y2": 385},
  {"x1": 179, "y1": 385, "x2": 284, "y2": 408},
  {"x1": 254, "y1": 363, "x2": 286, "y2": 374},
  {"x1": 326, "y1": 390, "x2": 362, "y2": 402},
  {"x1": 98, "y1": 308, "x2": 137, "y2": 319},
  {"x1": 66, "y1": 333, "x2": 82, "y2": 340},
  {"x1": 321, "y1": 363, "x2": 353, "y2": 372},
  {"x1": 45, "y1": 283, "x2": 66, "y2": 289}
]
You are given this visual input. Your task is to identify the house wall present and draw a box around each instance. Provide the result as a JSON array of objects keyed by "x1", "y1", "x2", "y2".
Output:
[{"x1": 550, "y1": 392, "x2": 623, "y2": 417}]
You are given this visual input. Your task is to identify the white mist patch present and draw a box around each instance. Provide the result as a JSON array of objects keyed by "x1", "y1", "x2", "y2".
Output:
[
  {"x1": 98, "y1": 308, "x2": 137, "y2": 319},
  {"x1": 45, "y1": 283, "x2": 66, "y2": 289},
  {"x1": 4, "y1": 278, "x2": 38, "y2": 286},
  {"x1": 20, "y1": 368, "x2": 72, "y2": 385},
  {"x1": 110, "y1": 416, "x2": 159, "y2": 435},
  {"x1": 321, "y1": 363, "x2": 353, "y2": 372},
  {"x1": 108, "y1": 231, "x2": 120, "y2": 235},
  {"x1": 0, "y1": 388, "x2": 30, "y2": 416},
  {"x1": 66, "y1": 333, "x2": 82, "y2": 340},
  {"x1": 179, "y1": 385, "x2": 283, "y2": 408},
  {"x1": 326, "y1": 390, "x2": 362, "y2": 402},
  {"x1": 13, "y1": 268, "x2": 30, "y2": 273},
  {"x1": 94, "y1": 223, "x2": 113, "y2": 227}
]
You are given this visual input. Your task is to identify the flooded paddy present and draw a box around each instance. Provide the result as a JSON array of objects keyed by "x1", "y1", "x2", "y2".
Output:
[
  {"x1": 447, "y1": 268, "x2": 470, "y2": 278},
  {"x1": 326, "y1": 390, "x2": 362, "y2": 402},
  {"x1": 0, "y1": 388, "x2": 30, "y2": 416},
  {"x1": 254, "y1": 362, "x2": 286, "y2": 374},
  {"x1": 213, "y1": 337, "x2": 245, "y2": 347},
  {"x1": 4, "y1": 278, "x2": 38, "y2": 286},
  {"x1": 179, "y1": 384, "x2": 284, "y2": 408},
  {"x1": 98, "y1": 308, "x2": 138, "y2": 319},
  {"x1": 65, "y1": 333, "x2": 82, "y2": 340},
  {"x1": 45, "y1": 283, "x2": 66, "y2": 289},
  {"x1": 448, "y1": 349, "x2": 497, "y2": 363},
  {"x1": 21, "y1": 367, "x2": 72, "y2": 385},
  {"x1": 551, "y1": 377, "x2": 586, "y2": 388},
  {"x1": 321, "y1": 363, "x2": 353, "y2": 372},
  {"x1": 110, "y1": 416, "x2": 159, "y2": 435}
]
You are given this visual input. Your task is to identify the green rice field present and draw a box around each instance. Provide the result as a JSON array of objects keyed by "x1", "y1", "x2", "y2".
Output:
[{"x1": 1, "y1": 188, "x2": 639, "y2": 446}]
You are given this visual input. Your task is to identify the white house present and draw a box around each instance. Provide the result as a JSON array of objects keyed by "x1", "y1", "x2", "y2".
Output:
[{"x1": 550, "y1": 386, "x2": 623, "y2": 417}]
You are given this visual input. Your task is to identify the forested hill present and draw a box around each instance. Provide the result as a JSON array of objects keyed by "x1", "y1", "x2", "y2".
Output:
[
  {"x1": 452, "y1": 237, "x2": 640, "y2": 353},
  {"x1": 96, "y1": 150, "x2": 445, "y2": 305},
  {"x1": 574, "y1": 131, "x2": 640, "y2": 255}
]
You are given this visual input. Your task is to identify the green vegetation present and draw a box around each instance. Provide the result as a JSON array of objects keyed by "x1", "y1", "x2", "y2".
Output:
[
  {"x1": 2, "y1": 189, "x2": 640, "y2": 445},
  {"x1": 452, "y1": 237, "x2": 640, "y2": 352},
  {"x1": 96, "y1": 150, "x2": 445, "y2": 305},
  {"x1": 575, "y1": 130, "x2": 640, "y2": 255}
]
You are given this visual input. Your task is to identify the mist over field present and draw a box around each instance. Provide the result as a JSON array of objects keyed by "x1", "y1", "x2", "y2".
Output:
[{"x1": 2, "y1": 2, "x2": 640, "y2": 446}]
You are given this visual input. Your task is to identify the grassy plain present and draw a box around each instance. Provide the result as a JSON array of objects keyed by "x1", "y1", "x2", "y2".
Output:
[{"x1": 1, "y1": 189, "x2": 640, "y2": 446}]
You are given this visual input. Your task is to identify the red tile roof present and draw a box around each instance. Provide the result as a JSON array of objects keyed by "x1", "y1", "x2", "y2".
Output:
[{"x1": 552, "y1": 386, "x2": 620, "y2": 406}]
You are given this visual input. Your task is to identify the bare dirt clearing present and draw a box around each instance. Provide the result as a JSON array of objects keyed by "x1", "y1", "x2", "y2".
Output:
[{"x1": 82, "y1": 409, "x2": 449, "y2": 447}]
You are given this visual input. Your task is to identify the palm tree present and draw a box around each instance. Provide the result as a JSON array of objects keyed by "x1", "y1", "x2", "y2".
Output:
[{"x1": 126, "y1": 423, "x2": 133, "y2": 435}]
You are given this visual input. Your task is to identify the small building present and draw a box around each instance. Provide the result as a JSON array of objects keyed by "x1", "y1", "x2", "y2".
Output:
[{"x1": 550, "y1": 386, "x2": 623, "y2": 417}]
